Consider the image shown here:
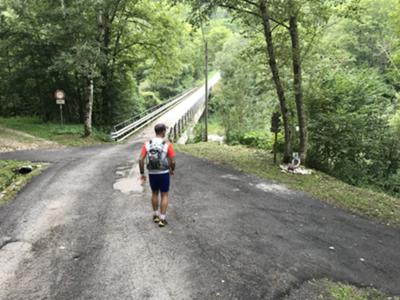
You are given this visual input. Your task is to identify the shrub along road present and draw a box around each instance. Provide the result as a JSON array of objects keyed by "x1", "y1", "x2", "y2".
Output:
[{"x1": 0, "y1": 139, "x2": 399, "y2": 299}]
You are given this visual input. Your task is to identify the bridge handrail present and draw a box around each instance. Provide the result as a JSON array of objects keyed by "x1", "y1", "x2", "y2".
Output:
[
  {"x1": 110, "y1": 88, "x2": 196, "y2": 141},
  {"x1": 111, "y1": 72, "x2": 221, "y2": 141}
]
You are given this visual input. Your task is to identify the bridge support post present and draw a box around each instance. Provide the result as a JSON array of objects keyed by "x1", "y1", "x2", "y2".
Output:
[{"x1": 174, "y1": 124, "x2": 177, "y2": 142}]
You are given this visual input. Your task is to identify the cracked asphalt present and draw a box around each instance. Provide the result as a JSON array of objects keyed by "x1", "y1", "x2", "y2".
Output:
[{"x1": 0, "y1": 137, "x2": 400, "y2": 299}]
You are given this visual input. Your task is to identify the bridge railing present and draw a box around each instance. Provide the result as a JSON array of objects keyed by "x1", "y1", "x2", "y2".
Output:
[
  {"x1": 168, "y1": 86, "x2": 210, "y2": 142},
  {"x1": 110, "y1": 88, "x2": 196, "y2": 141}
]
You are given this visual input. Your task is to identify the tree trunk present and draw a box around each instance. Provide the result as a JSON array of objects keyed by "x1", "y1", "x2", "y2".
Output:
[
  {"x1": 84, "y1": 77, "x2": 94, "y2": 137},
  {"x1": 204, "y1": 36, "x2": 209, "y2": 142},
  {"x1": 98, "y1": 10, "x2": 112, "y2": 125},
  {"x1": 75, "y1": 72, "x2": 84, "y2": 123},
  {"x1": 289, "y1": 14, "x2": 308, "y2": 162},
  {"x1": 259, "y1": 0, "x2": 292, "y2": 163}
]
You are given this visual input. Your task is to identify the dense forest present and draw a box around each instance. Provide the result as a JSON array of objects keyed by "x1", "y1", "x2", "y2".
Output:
[
  {"x1": 191, "y1": 0, "x2": 400, "y2": 196},
  {"x1": 1, "y1": 0, "x2": 399, "y2": 195},
  {"x1": 0, "y1": 1, "x2": 211, "y2": 130}
]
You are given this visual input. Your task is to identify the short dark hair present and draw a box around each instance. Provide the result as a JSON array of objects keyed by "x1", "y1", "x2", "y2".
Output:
[{"x1": 154, "y1": 123, "x2": 167, "y2": 135}]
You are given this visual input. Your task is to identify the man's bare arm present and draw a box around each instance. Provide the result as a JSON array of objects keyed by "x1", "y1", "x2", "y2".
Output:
[
  {"x1": 139, "y1": 154, "x2": 146, "y2": 176},
  {"x1": 169, "y1": 157, "x2": 176, "y2": 175}
]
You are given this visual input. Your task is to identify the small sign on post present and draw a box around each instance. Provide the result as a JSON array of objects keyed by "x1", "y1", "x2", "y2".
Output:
[{"x1": 54, "y1": 90, "x2": 65, "y2": 127}]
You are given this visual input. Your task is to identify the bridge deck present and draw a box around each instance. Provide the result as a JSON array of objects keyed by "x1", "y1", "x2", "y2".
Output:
[{"x1": 131, "y1": 73, "x2": 220, "y2": 142}]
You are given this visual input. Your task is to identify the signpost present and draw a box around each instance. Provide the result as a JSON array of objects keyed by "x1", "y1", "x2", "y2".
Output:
[
  {"x1": 54, "y1": 90, "x2": 65, "y2": 127},
  {"x1": 271, "y1": 112, "x2": 282, "y2": 165}
]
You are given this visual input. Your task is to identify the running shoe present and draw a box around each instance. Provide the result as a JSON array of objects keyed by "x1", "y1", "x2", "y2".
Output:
[
  {"x1": 158, "y1": 219, "x2": 168, "y2": 227},
  {"x1": 153, "y1": 215, "x2": 160, "y2": 223}
]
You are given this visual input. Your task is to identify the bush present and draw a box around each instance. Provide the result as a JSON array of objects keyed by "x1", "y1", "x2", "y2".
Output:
[
  {"x1": 239, "y1": 131, "x2": 272, "y2": 150},
  {"x1": 226, "y1": 130, "x2": 284, "y2": 152},
  {"x1": 307, "y1": 67, "x2": 399, "y2": 195}
]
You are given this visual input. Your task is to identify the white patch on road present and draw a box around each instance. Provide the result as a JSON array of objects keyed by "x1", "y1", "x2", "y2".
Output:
[
  {"x1": 113, "y1": 163, "x2": 144, "y2": 195},
  {"x1": 221, "y1": 174, "x2": 241, "y2": 181},
  {"x1": 255, "y1": 183, "x2": 292, "y2": 194},
  {"x1": 0, "y1": 241, "x2": 32, "y2": 298}
]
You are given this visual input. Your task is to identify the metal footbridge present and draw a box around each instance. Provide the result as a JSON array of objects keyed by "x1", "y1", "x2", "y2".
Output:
[{"x1": 111, "y1": 73, "x2": 221, "y2": 142}]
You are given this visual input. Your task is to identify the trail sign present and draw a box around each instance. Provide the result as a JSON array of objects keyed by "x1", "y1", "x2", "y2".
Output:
[
  {"x1": 54, "y1": 90, "x2": 65, "y2": 102},
  {"x1": 54, "y1": 89, "x2": 66, "y2": 127}
]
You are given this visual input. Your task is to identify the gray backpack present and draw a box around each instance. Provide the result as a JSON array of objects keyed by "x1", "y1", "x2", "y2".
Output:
[{"x1": 146, "y1": 140, "x2": 169, "y2": 170}]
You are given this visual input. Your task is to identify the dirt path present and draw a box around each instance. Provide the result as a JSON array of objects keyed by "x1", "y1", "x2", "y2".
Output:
[{"x1": 0, "y1": 126, "x2": 61, "y2": 153}]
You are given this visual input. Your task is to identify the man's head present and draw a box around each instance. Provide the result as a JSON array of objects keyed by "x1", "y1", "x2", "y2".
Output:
[{"x1": 154, "y1": 123, "x2": 167, "y2": 137}]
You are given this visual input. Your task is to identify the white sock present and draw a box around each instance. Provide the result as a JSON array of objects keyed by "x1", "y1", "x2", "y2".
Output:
[
  {"x1": 154, "y1": 210, "x2": 159, "y2": 217},
  {"x1": 160, "y1": 214, "x2": 166, "y2": 221}
]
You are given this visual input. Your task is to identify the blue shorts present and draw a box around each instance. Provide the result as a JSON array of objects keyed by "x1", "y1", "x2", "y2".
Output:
[{"x1": 149, "y1": 173, "x2": 170, "y2": 193}]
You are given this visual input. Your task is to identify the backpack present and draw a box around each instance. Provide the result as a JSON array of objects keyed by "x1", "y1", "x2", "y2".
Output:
[{"x1": 146, "y1": 139, "x2": 168, "y2": 170}]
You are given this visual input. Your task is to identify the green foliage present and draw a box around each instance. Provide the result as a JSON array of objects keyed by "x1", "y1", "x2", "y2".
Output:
[
  {"x1": 328, "y1": 281, "x2": 392, "y2": 300},
  {"x1": 307, "y1": 68, "x2": 397, "y2": 191},
  {"x1": 239, "y1": 131, "x2": 273, "y2": 150},
  {"x1": 190, "y1": 122, "x2": 205, "y2": 143},
  {"x1": 202, "y1": 0, "x2": 400, "y2": 196},
  {"x1": 0, "y1": 116, "x2": 109, "y2": 146},
  {"x1": 213, "y1": 34, "x2": 276, "y2": 145},
  {"x1": 0, "y1": 1, "x2": 207, "y2": 126},
  {"x1": 301, "y1": 0, "x2": 400, "y2": 195},
  {"x1": 0, "y1": 160, "x2": 46, "y2": 206},
  {"x1": 207, "y1": 24, "x2": 233, "y2": 66},
  {"x1": 284, "y1": 279, "x2": 398, "y2": 300}
]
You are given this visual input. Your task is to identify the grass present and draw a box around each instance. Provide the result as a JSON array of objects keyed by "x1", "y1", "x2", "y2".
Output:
[
  {"x1": 289, "y1": 279, "x2": 399, "y2": 300},
  {"x1": 0, "y1": 126, "x2": 37, "y2": 144},
  {"x1": 0, "y1": 116, "x2": 111, "y2": 147},
  {"x1": 0, "y1": 160, "x2": 47, "y2": 206},
  {"x1": 175, "y1": 143, "x2": 400, "y2": 227},
  {"x1": 326, "y1": 280, "x2": 398, "y2": 300}
]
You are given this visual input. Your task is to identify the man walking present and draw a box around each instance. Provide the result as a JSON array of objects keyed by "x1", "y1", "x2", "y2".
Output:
[{"x1": 139, "y1": 124, "x2": 176, "y2": 227}]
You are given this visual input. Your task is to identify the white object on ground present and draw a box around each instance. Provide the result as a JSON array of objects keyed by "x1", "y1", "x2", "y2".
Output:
[
  {"x1": 208, "y1": 134, "x2": 224, "y2": 144},
  {"x1": 280, "y1": 164, "x2": 313, "y2": 175}
]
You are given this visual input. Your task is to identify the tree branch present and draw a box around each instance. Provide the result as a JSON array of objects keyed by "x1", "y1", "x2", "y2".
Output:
[
  {"x1": 270, "y1": 17, "x2": 289, "y2": 29},
  {"x1": 218, "y1": 2, "x2": 289, "y2": 29},
  {"x1": 241, "y1": 0, "x2": 258, "y2": 7},
  {"x1": 115, "y1": 41, "x2": 162, "y2": 56},
  {"x1": 218, "y1": 3, "x2": 261, "y2": 18}
]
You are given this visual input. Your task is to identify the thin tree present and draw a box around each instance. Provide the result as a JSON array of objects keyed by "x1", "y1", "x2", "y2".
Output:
[
  {"x1": 288, "y1": 1, "x2": 307, "y2": 161},
  {"x1": 201, "y1": 23, "x2": 209, "y2": 142},
  {"x1": 259, "y1": 0, "x2": 292, "y2": 162},
  {"x1": 185, "y1": 0, "x2": 313, "y2": 162}
]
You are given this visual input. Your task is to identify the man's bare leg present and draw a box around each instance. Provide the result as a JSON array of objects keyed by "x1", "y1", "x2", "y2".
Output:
[
  {"x1": 152, "y1": 191, "x2": 160, "y2": 221},
  {"x1": 160, "y1": 192, "x2": 169, "y2": 220}
]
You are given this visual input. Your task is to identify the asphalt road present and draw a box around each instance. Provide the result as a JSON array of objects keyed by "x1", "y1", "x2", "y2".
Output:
[{"x1": 1, "y1": 139, "x2": 400, "y2": 299}]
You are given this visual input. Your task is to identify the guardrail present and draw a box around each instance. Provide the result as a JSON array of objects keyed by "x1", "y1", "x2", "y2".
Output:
[
  {"x1": 110, "y1": 88, "x2": 196, "y2": 141},
  {"x1": 168, "y1": 85, "x2": 211, "y2": 142}
]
